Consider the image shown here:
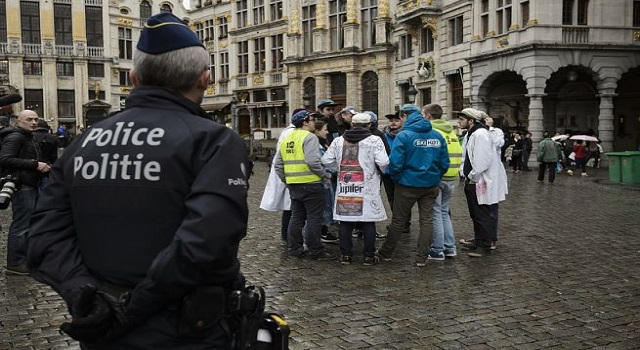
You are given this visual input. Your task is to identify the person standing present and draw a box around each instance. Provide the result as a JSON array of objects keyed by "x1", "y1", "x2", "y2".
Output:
[
  {"x1": 376, "y1": 104, "x2": 449, "y2": 267},
  {"x1": 537, "y1": 131, "x2": 562, "y2": 184},
  {"x1": 511, "y1": 132, "x2": 525, "y2": 173},
  {"x1": 457, "y1": 108, "x2": 507, "y2": 257},
  {"x1": 380, "y1": 112, "x2": 403, "y2": 208},
  {"x1": 27, "y1": 13, "x2": 250, "y2": 348},
  {"x1": 316, "y1": 98, "x2": 340, "y2": 145},
  {"x1": 0, "y1": 110, "x2": 51, "y2": 275},
  {"x1": 423, "y1": 104, "x2": 462, "y2": 260},
  {"x1": 322, "y1": 113, "x2": 389, "y2": 266},
  {"x1": 32, "y1": 120, "x2": 59, "y2": 190},
  {"x1": 274, "y1": 110, "x2": 335, "y2": 260},
  {"x1": 522, "y1": 132, "x2": 533, "y2": 171}
]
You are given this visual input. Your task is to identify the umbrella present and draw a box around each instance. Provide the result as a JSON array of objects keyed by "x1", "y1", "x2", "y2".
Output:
[
  {"x1": 570, "y1": 135, "x2": 599, "y2": 142},
  {"x1": 552, "y1": 135, "x2": 569, "y2": 141}
]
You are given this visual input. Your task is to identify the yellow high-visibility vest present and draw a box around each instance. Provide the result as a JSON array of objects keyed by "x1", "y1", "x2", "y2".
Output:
[
  {"x1": 280, "y1": 129, "x2": 322, "y2": 184},
  {"x1": 435, "y1": 128, "x2": 463, "y2": 180}
]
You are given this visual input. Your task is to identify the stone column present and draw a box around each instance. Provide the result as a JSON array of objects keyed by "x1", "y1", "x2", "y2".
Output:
[
  {"x1": 377, "y1": 67, "x2": 393, "y2": 116},
  {"x1": 525, "y1": 93, "x2": 546, "y2": 167},
  {"x1": 597, "y1": 93, "x2": 616, "y2": 154},
  {"x1": 346, "y1": 0, "x2": 358, "y2": 24},
  {"x1": 41, "y1": 57, "x2": 58, "y2": 124},
  {"x1": 343, "y1": 22, "x2": 359, "y2": 49}
]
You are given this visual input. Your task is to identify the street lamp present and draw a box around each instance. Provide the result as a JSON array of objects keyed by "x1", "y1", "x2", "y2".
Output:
[
  {"x1": 406, "y1": 81, "x2": 418, "y2": 105},
  {"x1": 230, "y1": 95, "x2": 238, "y2": 131}
]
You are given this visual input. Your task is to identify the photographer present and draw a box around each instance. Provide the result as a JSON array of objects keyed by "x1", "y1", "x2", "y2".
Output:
[
  {"x1": 0, "y1": 110, "x2": 51, "y2": 276},
  {"x1": 27, "y1": 13, "x2": 251, "y2": 349}
]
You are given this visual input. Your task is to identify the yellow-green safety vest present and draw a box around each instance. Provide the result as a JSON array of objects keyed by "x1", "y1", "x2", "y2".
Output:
[
  {"x1": 435, "y1": 128, "x2": 463, "y2": 180},
  {"x1": 280, "y1": 129, "x2": 322, "y2": 184}
]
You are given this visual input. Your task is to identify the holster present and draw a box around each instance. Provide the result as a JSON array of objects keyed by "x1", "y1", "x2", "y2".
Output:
[{"x1": 178, "y1": 286, "x2": 227, "y2": 337}]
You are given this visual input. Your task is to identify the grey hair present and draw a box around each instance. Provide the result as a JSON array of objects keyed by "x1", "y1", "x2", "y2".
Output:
[{"x1": 132, "y1": 46, "x2": 209, "y2": 92}]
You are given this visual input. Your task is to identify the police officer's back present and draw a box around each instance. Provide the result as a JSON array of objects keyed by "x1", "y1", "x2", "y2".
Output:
[{"x1": 27, "y1": 13, "x2": 250, "y2": 349}]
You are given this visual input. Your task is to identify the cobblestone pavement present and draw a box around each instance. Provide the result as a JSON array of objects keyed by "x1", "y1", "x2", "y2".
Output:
[{"x1": 1, "y1": 164, "x2": 639, "y2": 349}]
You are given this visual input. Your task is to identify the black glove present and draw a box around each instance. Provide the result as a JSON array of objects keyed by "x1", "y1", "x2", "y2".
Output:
[
  {"x1": 60, "y1": 284, "x2": 114, "y2": 343},
  {"x1": 97, "y1": 291, "x2": 145, "y2": 342}
]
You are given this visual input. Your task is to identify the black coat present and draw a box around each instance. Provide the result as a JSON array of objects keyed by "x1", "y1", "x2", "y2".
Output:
[
  {"x1": 28, "y1": 87, "x2": 249, "y2": 328},
  {"x1": 0, "y1": 126, "x2": 44, "y2": 187},
  {"x1": 32, "y1": 129, "x2": 59, "y2": 165}
]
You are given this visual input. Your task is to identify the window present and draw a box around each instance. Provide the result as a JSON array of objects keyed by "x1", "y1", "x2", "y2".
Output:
[
  {"x1": 254, "y1": 90, "x2": 268, "y2": 102},
  {"x1": 56, "y1": 62, "x2": 74, "y2": 77},
  {"x1": 361, "y1": 0, "x2": 377, "y2": 49},
  {"x1": 400, "y1": 34, "x2": 413, "y2": 59},
  {"x1": 118, "y1": 27, "x2": 133, "y2": 60},
  {"x1": 237, "y1": 0, "x2": 248, "y2": 28},
  {"x1": 563, "y1": 0, "x2": 589, "y2": 25},
  {"x1": 0, "y1": 60, "x2": 8, "y2": 75},
  {"x1": 271, "y1": 88, "x2": 285, "y2": 100},
  {"x1": 302, "y1": 5, "x2": 316, "y2": 55},
  {"x1": 54, "y1": 4, "x2": 72, "y2": 46},
  {"x1": 88, "y1": 63, "x2": 104, "y2": 78},
  {"x1": 0, "y1": 1, "x2": 6, "y2": 42},
  {"x1": 20, "y1": 1, "x2": 40, "y2": 44},
  {"x1": 496, "y1": 0, "x2": 512, "y2": 34},
  {"x1": 89, "y1": 89, "x2": 105, "y2": 100},
  {"x1": 85, "y1": 6, "x2": 103, "y2": 47},
  {"x1": 209, "y1": 53, "x2": 216, "y2": 83},
  {"x1": 24, "y1": 89, "x2": 43, "y2": 117},
  {"x1": 480, "y1": 0, "x2": 489, "y2": 36},
  {"x1": 253, "y1": 0, "x2": 265, "y2": 25},
  {"x1": 329, "y1": 0, "x2": 347, "y2": 50},
  {"x1": 271, "y1": 34, "x2": 283, "y2": 70},
  {"x1": 303, "y1": 77, "x2": 316, "y2": 108},
  {"x1": 119, "y1": 70, "x2": 131, "y2": 86},
  {"x1": 204, "y1": 19, "x2": 215, "y2": 41},
  {"x1": 140, "y1": 0, "x2": 152, "y2": 24},
  {"x1": 195, "y1": 21, "x2": 205, "y2": 41},
  {"x1": 218, "y1": 16, "x2": 228, "y2": 38},
  {"x1": 420, "y1": 27, "x2": 434, "y2": 53},
  {"x1": 58, "y1": 90, "x2": 75, "y2": 118},
  {"x1": 238, "y1": 41, "x2": 249, "y2": 74},
  {"x1": 420, "y1": 88, "x2": 432, "y2": 105},
  {"x1": 449, "y1": 74, "x2": 463, "y2": 116},
  {"x1": 23, "y1": 60, "x2": 42, "y2": 75},
  {"x1": 270, "y1": 0, "x2": 283, "y2": 21},
  {"x1": 449, "y1": 15, "x2": 464, "y2": 46},
  {"x1": 361, "y1": 71, "x2": 378, "y2": 117},
  {"x1": 635, "y1": 1, "x2": 640, "y2": 27},
  {"x1": 160, "y1": 3, "x2": 172, "y2": 13},
  {"x1": 521, "y1": 0, "x2": 530, "y2": 28},
  {"x1": 219, "y1": 52, "x2": 229, "y2": 80}
]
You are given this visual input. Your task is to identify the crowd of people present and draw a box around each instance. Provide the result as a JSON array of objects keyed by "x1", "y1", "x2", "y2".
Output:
[{"x1": 262, "y1": 101, "x2": 511, "y2": 266}]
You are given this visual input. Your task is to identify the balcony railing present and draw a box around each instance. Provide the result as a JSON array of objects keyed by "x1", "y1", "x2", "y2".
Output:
[
  {"x1": 87, "y1": 46, "x2": 104, "y2": 57},
  {"x1": 562, "y1": 27, "x2": 589, "y2": 43},
  {"x1": 56, "y1": 45, "x2": 74, "y2": 56},
  {"x1": 271, "y1": 72, "x2": 282, "y2": 84},
  {"x1": 0, "y1": 42, "x2": 7, "y2": 54},
  {"x1": 85, "y1": 0, "x2": 102, "y2": 5},
  {"x1": 238, "y1": 77, "x2": 248, "y2": 87},
  {"x1": 23, "y1": 44, "x2": 42, "y2": 55}
]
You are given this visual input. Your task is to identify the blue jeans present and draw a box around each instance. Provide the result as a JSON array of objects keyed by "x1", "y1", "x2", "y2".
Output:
[
  {"x1": 7, "y1": 186, "x2": 38, "y2": 267},
  {"x1": 431, "y1": 180, "x2": 456, "y2": 253},
  {"x1": 287, "y1": 183, "x2": 326, "y2": 257},
  {"x1": 322, "y1": 184, "x2": 335, "y2": 227}
]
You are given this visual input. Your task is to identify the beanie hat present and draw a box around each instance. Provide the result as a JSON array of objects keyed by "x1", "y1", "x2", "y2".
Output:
[{"x1": 137, "y1": 13, "x2": 205, "y2": 54}]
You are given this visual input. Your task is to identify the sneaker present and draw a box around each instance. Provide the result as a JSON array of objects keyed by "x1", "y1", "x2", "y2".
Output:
[
  {"x1": 352, "y1": 229, "x2": 363, "y2": 239},
  {"x1": 340, "y1": 255, "x2": 353, "y2": 265},
  {"x1": 461, "y1": 243, "x2": 477, "y2": 251},
  {"x1": 443, "y1": 248, "x2": 457, "y2": 257},
  {"x1": 567, "y1": 170, "x2": 574, "y2": 176},
  {"x1": 5, "y1": 265, "x2": 29, "y2": 276},
  {"x1": 308, "y1": 251, "x2": 336, "y2": 261},
  {"x1": 468, "y1": 248, "x2": 492, "y2": 258},
  {"x1": 375, "y1": 231, "x2": 387, "y2": 240},
  {"x1": 459, "y1": 237, "x2": 474, "y2": 245},
  {"x1": 375, "y1": 249, "x2": 392, "y2": 262},
  {"x1": 581, "y1": 173, "x2": 589, "y2": 177},
  {"x1": 415, "y1": 257, "x2": 428, "y2": 267},
  {"x1": 427, "y1": 250, "x2": 445, "y2": 261},
  {"x1": 362, "y1": 256, "x2": 379, "y2": 266},
  {"x1": 491, "y1": 241, "x2": 497, "y2": 250},
  {"x1": 537, "y1": 180, "x2": 544, "y2": 184},
  {"x1": 321, "y1": 232, "x2": 339, "y2": 244}
]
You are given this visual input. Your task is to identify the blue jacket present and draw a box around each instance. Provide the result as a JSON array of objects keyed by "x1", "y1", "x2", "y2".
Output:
[{"x1": 389, "y1": 111, "x2": 449, "y2": 188}]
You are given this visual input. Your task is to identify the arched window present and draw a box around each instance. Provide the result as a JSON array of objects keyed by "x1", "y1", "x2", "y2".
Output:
[
  {"x1": 361, "y1": 71, "x2": 378, "y2": 116},
  {"x1": 160, "y1": 3, "x2": 172, "y2": 14},
  {"x1": 140, "y1": 1, "x2": 152, "y2": 23},
  {"x1": 303, "y1": 77, "x2": 316, "y2": 110}
]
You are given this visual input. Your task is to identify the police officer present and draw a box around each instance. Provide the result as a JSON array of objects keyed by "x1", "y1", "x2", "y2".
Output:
[{"x1": 27, "y1": 13, "x2": 250, "y2": 349}]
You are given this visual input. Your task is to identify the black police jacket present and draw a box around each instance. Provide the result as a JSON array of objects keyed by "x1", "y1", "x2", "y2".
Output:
[
  {"x1": 0, "y1": 126, "x2": 44, "y2": 187},
  {"x1": 28, "y1": 87, "x2": 250, "y2": 319}
]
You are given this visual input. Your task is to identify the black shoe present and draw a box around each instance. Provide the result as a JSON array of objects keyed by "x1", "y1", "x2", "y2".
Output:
[
  {"x1": 321, "y1": 232, "x2": 339, "y2": 243},
  {"x1": 309, "y1": 252, "x2": 336, "y2": 261},
  {"x1": 5, "y1": 265, "x2": 29, "y2": 276},
  {"x1": 363, "y1": 256, "x2": 379, "y2": 266},
  {"x1": 375, "y1": 231, "x2": 387, "y2": 240},
  {"x1": 340, "y1": 255, "x2": 353, "y2": 265},
  {"x1": 468, "y1": 247, "x2": 492, "y2": 257}
]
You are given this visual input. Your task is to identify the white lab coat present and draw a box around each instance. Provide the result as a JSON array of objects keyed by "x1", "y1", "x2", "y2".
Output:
[
  {"x1": 465, "y1": 128, "x2": 508, "y2": 205},
  {"x1": 259, "y1": 125, "x2": 295, "y2": 211}
]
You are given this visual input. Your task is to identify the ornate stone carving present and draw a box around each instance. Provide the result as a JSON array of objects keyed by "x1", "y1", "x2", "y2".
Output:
[
  {"x1": 346, "y1": 0, "x2": 358, "y2": 24},
  {"x1": 634, "y1": 32, "x2": 640, "y2": 41},
  {"x1": 421, "y1": 16, "x2": 438, "y2": 39},
  {"x1": 118, "y1": 18, "x2": 133, "y2": 26},
  {"x1": 288, "y1": 9, "x2": 300, "y2": 34},
  {"x1": 378, "y1": 0, "x2": 390, "y2": 18},
  {"x1": 253, "y1": 75, "x2": 264, "y2": 85},
  {"x1": 496, "y1": 36, "x2": 509, "y2": 48},
  {"x1": 316, "y1": 3, "x2": 326, "y2": 29}
]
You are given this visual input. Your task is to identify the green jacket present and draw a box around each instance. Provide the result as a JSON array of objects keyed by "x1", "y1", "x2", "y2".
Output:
[{"x1": 537, "y1": 137, "x2": 561, "y2": 163}]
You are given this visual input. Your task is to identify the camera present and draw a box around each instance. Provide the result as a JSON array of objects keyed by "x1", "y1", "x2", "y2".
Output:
[{"x1": 0, "y1": 175, "x2": 17, "y2": 210}]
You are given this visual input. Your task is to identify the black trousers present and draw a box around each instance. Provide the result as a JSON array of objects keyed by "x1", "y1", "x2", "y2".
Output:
[
  {"x1": 538, "y1": 162, "x2": 556, "y2": 183},
  {"x1": 463, "y1": 182, "x2": 495, "y2": 249}
]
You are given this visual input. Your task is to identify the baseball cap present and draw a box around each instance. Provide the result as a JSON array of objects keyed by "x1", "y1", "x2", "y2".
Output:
[
  {"x1": 364, "y1": 111, "x2": 378, "y2": 124},
  {"x1": 137, "y1": 13, "x2": 205, "y2": 54},
  {"x1": 339, "y1": 106, "x2": 358, "y2": 115},
  {"x1": 456, "y1": 108, "x2": 483, "y2": 121},
  {"x1": 385, "y1": 112, "x2": 401, "y2": 120},
  {"x1": 317, "y1": 98, "x2": 339, "y2": 109},
  {"x1": 291, "y1": 110, "x2": 312, "y2": 124},
  {"x1": 351, "y1": 113, "x2": 372, "y2": 124}
]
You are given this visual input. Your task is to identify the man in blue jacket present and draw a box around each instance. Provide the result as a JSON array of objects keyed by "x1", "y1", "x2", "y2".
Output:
[{"x1": 376, "y1": 104, "x2": 449, "y2": 267}]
